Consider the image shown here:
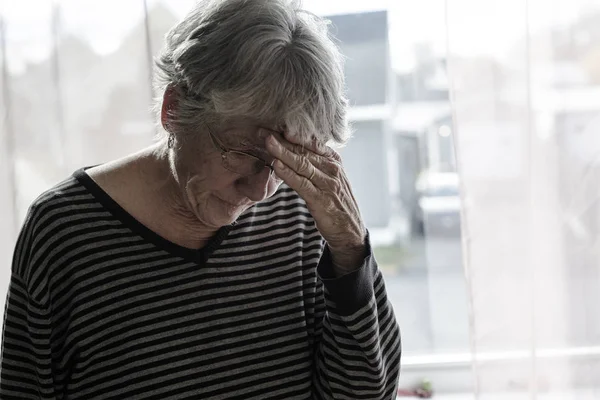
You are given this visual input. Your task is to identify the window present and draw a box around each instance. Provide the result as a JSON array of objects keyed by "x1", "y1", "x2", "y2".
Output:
[{"x1": 2, "y1": 0, "x2": 599, "y2": 397}]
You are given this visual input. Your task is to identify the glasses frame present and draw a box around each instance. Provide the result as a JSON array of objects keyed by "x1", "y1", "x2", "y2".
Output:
[{"x1": 206, "y1": 125, "x2": 280, "y2": 178}]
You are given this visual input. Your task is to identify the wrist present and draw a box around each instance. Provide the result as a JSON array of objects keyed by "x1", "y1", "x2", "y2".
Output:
[{"x1": 329, "y1": 243, "x2": 366, "y2": 276}]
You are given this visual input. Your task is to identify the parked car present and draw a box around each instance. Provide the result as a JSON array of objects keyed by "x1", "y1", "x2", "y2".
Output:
[{"x1": 412, "y1": 171, "x2": 461, "y2": 237}]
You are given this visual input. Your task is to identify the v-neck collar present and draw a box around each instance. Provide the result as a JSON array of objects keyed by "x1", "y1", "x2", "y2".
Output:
[{"x1": 73, "y1": 167, "x2": 235, "y2": 265}]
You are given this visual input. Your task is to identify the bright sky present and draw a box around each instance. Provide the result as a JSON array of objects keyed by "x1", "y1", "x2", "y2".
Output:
[{"x1": 1, "y1": 0, "x2": 598, "y2": 74}]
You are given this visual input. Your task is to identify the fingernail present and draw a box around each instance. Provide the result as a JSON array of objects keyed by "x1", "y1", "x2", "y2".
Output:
[{"x1": 268, "y1": 135, "x2": 278, "y2": 146}]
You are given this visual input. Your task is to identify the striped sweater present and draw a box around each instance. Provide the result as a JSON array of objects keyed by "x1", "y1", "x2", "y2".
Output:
[{"x1": 1, "y1": 168, "x2": 401, "y2": 399}]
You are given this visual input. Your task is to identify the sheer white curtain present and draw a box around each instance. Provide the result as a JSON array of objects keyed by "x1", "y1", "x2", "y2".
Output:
[
  {"x1": 2, "y1": 0, "x2": 600, "y2": 397},
  {"x1": 0, "y1": 0, "x2": 159, "y2": 319},
  {"x1": 447, "y1": 0, "x2": 600, "y2": 396}
]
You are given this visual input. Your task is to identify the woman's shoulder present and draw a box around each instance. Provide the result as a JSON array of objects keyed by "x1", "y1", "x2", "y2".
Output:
[
  {"x1": 25, "y1": 168, "x2": 100, "y2": 222},
  {"x1": 25, "y1": 170, "x2": 93, "y2": 220},
  {"x1": 12, "y1": 169, "x2": 101, "y2": 297}
]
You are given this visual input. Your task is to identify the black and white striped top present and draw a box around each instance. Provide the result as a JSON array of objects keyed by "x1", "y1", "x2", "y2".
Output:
[{"x1": 1, "y1": 168, "x2": 401, "y2": 399}]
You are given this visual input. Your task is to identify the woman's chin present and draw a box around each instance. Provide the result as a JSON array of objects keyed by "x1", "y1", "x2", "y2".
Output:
[
  {"x1": 215, "y1": 200, "x2": 247, "y2": 225},
  {"x1": 191, "y1": 201, "x2": 242, "y2": 228}
]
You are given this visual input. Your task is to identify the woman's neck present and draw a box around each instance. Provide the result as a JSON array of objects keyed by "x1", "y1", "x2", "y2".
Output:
[
  {"x1": 146, "y1": 144, "x2": 219, "y2": 249},
  {"x1": 88, "y1": 143, "x2": 219, "y2": 251}
]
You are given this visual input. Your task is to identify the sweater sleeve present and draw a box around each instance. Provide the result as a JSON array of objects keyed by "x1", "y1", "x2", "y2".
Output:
[
  {"x1": 1, "y1": 206, "x2": 58, "y2": 400},
  {"x1": 0, "y1": 273, "x2": 57, "y2": 400},
  {"x1": 310, "y1": 232, "x2": 401, "y2": 399}
]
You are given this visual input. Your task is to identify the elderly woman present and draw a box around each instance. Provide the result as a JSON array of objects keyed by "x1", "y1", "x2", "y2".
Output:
[{"x1": 0, "y1": 0, "x2": 400, "y2": 399}]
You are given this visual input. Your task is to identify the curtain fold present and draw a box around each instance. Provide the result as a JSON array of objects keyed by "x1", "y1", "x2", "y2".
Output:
[{"x1": 447, "y1": 0, "x2": 600, "y2": 396}]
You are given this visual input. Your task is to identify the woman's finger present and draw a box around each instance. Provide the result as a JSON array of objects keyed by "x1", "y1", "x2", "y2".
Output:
[
  {"x1": 285, "y1": 131, "x2": 342, "y2": 162},
  {"x1": 271, "y1": 159, "x2": 321, "y2": 204},
  {"x1": 266, "y1": 134, "x2": 339, "y2": 180}
]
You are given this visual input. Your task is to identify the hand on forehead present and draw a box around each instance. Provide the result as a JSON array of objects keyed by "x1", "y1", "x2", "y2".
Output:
[{"x1": 221, "y1": 123, "x2": 320, "y2": 151}]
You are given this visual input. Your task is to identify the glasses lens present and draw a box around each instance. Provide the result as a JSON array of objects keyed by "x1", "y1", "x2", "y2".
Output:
[{"x1": 223, "y1": 152, "x2": 268, "y2": 176}]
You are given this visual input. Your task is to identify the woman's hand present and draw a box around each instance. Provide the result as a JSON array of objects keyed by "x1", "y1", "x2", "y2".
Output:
[{"x1": 265, "y1": 132, "x2": 367, "y2": 276}]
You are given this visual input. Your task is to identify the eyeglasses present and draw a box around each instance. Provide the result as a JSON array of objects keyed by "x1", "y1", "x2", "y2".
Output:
[{"x1": 207, "y1": 125, "x2": 282, "y2": 180}]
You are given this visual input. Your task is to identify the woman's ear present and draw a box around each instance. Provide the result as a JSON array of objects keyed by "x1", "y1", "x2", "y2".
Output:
[{"x1": 161, "y1": 86, "x2": 178, "y2": 131}]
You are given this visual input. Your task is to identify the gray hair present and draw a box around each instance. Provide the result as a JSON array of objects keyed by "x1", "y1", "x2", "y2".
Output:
[{"x1": 154, "y1": 0, "x2": 349, "y2": 145}]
